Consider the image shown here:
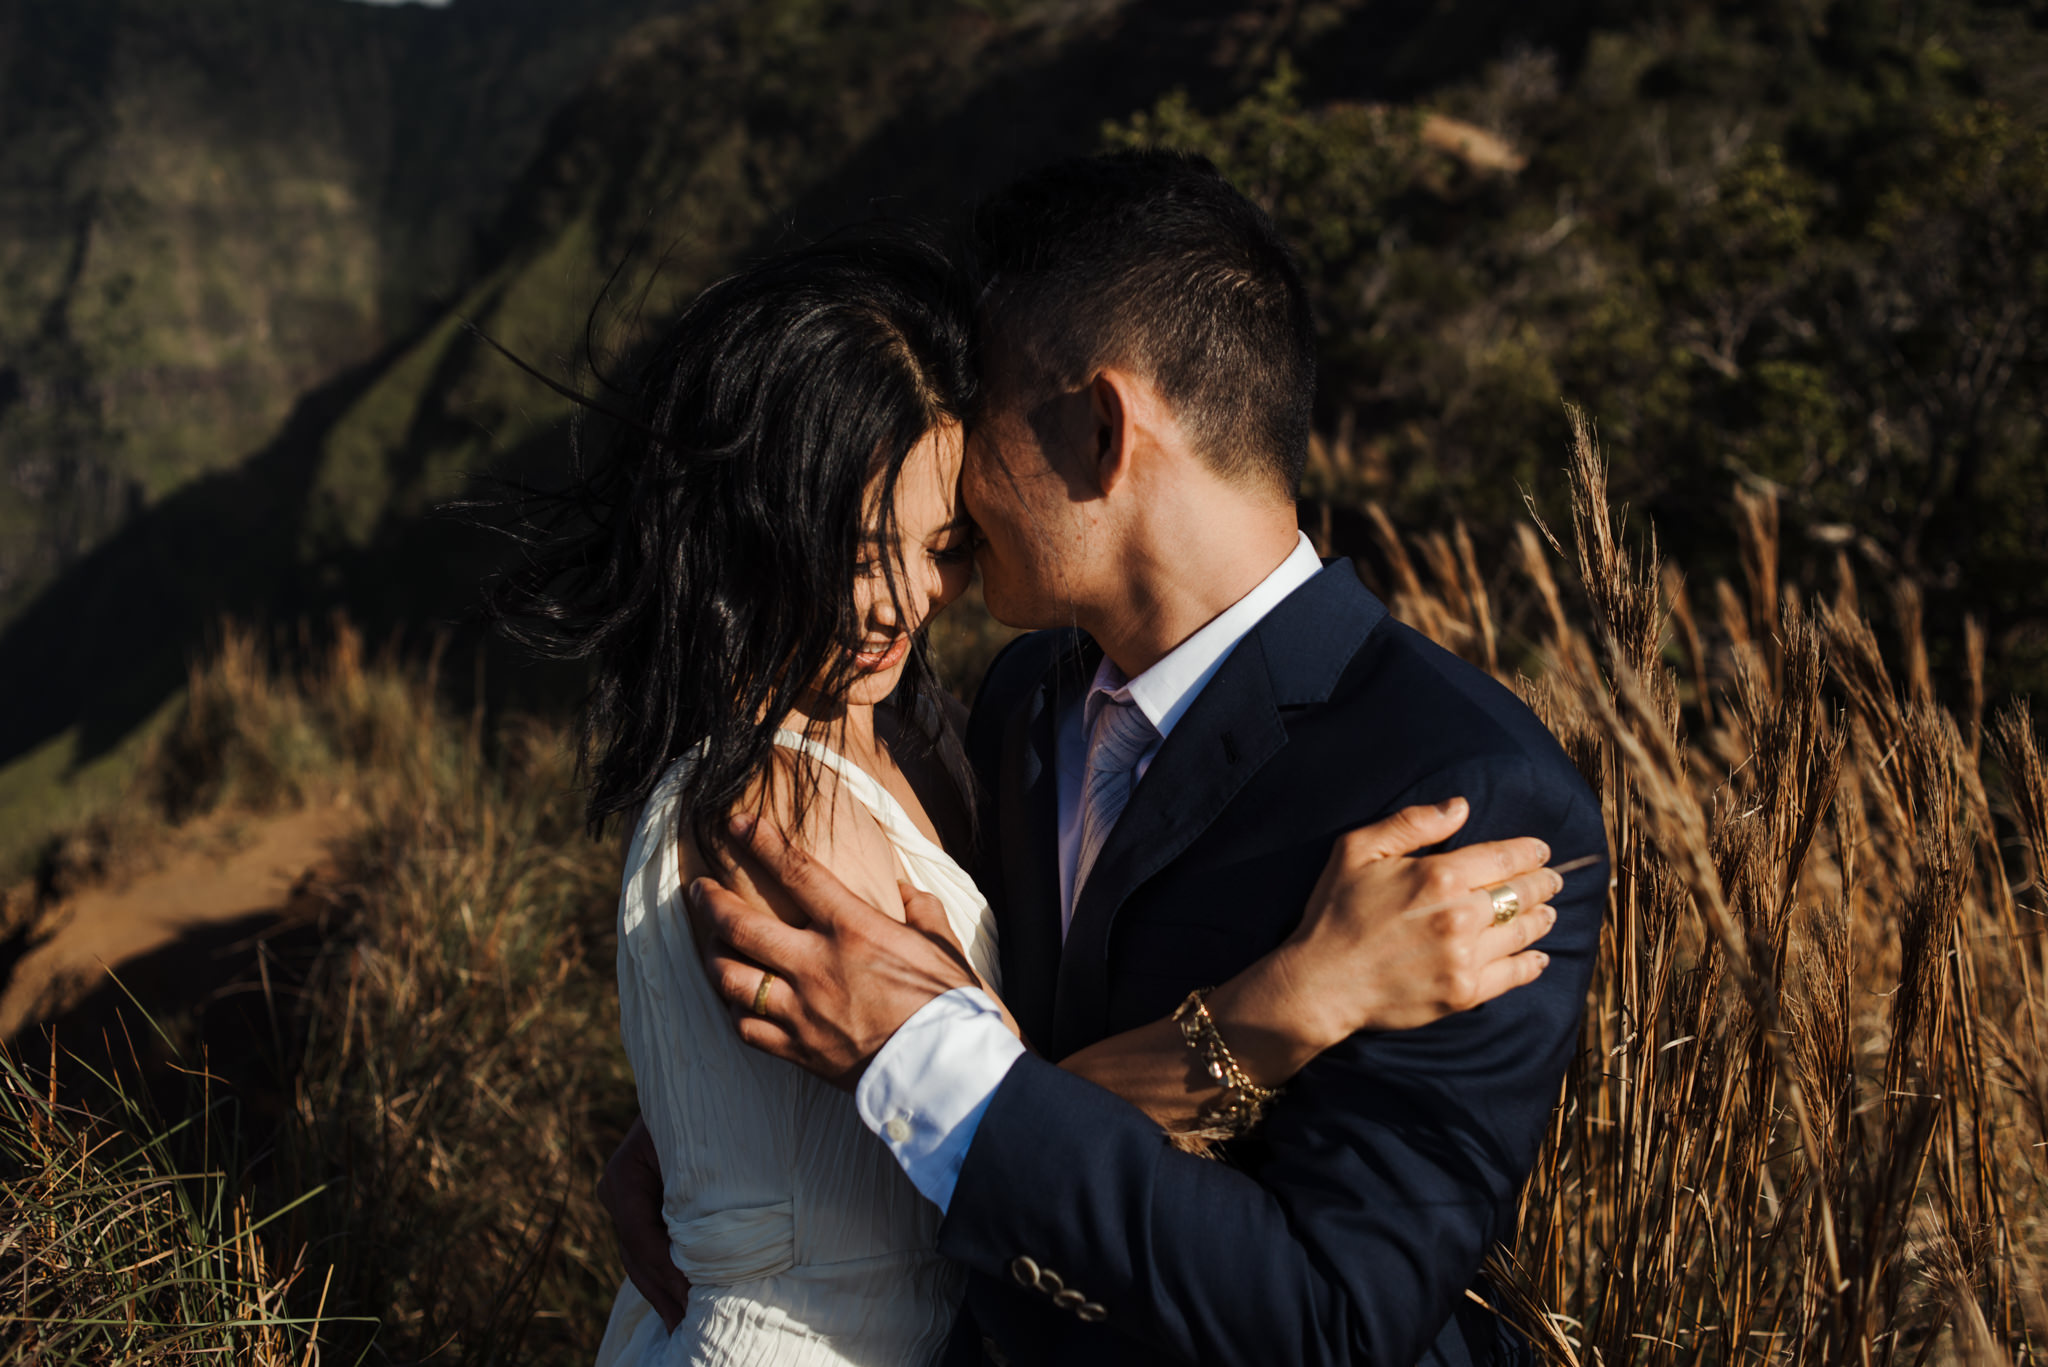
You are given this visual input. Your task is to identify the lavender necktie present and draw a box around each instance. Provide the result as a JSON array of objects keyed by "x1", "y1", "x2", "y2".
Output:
[{"x1": 1073, "y1": 694, "x2": 1161, "y2": 907}]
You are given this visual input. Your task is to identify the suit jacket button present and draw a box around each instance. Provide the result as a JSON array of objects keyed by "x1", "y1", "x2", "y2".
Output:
[
  {"x1": 1009, "y1": 1255, "x2": 1040, "y2": 1288},
  {"x1": 1077, "y1": 1302, "x2": 1107, "y2": 1323},
  {"x1": 1036, "y1": 1268, "x2": 1064, "y2": 1295},
  {"x1": 1053, "y1": 1289, "x2": 1085, "y2": 1311}
]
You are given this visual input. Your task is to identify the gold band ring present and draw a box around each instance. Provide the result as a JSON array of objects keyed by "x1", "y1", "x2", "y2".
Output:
[
  {"x1": 750, "y1": 970, "x2": 777, "y2": 1016},
  {"x1": 1485, "y1": 883, "x2": 1522, "y2": 925}
]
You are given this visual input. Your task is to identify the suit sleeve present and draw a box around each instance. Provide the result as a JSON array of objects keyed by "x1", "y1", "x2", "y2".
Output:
[{"x1": 936, "y1": 754, "x2": 1608, "y2": 1367}]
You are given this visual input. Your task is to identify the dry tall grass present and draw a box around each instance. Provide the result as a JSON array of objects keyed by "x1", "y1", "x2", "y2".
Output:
[
  {"x1": 1352, "y1": 409, "x2": 2048, "y2": 1364},
  {"x1": 2, "y1": 624, "x2": 634, "y2": 1365},
  {"x1": 6, "y1": 416, "x2": 2045, "y2": 1363},
  {"x1": 0, "y1": 1035, "x2": 338, "y2": 1363},
  {"x1": 260, "y1": 633, "x2": 633, "y2": 1363}
]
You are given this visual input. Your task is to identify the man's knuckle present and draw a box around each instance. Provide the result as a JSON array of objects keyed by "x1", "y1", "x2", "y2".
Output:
[{"x1": 704, "y1": 900, "x2": 742, "y2": 938}]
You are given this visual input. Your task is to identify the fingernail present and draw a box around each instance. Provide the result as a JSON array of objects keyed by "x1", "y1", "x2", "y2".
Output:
[
  {"x1": 1542, "y1": 906, "x2": 1557, "y2": 925},
  {"x1": 1435, "y1": 797, "x2": 1467, "y2": 817},
  {"x1": 729, "y1": 813, "x2": 757, "y2": 839},
  {"x1": 685, "y1": 880, "x2": 704, "y2": 911},
  {"x1": 1534, "y1": 952, "x2": 1550, "y2": 967},
  {"x1": 1534, "y1": 841, "x2": 1551, "y2": 863}
]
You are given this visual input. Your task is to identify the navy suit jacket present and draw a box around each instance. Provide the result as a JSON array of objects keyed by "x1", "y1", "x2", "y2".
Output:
[{"x1": 940, "y1": 560, "x2": 1607, "y2": 1367}]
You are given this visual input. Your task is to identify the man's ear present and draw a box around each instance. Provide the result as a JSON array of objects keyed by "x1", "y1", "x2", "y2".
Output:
[{"x1": 1088, "y1": 370, "x2": 1138, "y2": 496}]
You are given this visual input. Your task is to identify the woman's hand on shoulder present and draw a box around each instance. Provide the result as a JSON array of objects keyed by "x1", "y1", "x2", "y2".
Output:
[{"x1": 1266, "y1": 799, "x2": 1562, "y2": 1049}]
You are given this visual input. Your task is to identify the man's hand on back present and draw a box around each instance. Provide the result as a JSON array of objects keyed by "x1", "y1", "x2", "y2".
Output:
[
  {"x1": 597, "y1": 1115, "x2": 691, "y2": 1331},
  {"x1": 691, "y1": 814, "x2": 979, "y2": 1090}
]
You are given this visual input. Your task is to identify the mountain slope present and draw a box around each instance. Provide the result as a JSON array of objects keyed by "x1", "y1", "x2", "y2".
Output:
[{"x1": 0, "y1": 0, "x2": 672, "y2": 621}]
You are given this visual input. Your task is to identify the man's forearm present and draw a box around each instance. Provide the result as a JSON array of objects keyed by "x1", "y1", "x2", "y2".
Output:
[
  {"x1": 939, "y1": 1053, "x2": 1470, "y2": 1367},
  {"x1": 863, "y1": 955, "x2": 1348, "y2": 1196},
  {"x1": 856, "y1": 987, "x2": 1024, "y2": 1211}
]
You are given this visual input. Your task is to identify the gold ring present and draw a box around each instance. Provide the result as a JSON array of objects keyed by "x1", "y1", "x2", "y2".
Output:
[
  {"x1": 750, "y1": 970, "x2": 776, "y2": 1016},
  {"x1": 1485, "y1": 883, "x2": 1521, "y2": 925}
]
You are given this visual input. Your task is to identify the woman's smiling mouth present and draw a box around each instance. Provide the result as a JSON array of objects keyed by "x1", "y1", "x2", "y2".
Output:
[{"x1": 851, "y1": 634, "x2": 910, "y2": 674}]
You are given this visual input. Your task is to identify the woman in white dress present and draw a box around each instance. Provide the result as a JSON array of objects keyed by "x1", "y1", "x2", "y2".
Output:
[{"x1": 493, "y1": 230, "x2": 1558, "y2": 1366}]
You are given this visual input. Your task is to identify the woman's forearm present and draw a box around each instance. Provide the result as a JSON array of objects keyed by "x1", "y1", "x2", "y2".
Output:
[
  {"x1": 1045, "y1": 805, "x2": 1566, "y2": 1134},
  {"x1": 1055, "y1": 943, "x2": 1336, "y2": 1133}
]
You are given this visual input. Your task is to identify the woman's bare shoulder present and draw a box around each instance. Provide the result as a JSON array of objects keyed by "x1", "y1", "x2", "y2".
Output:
[{"x1": 694, "y1": 746, "x2": 903, "y2": 925}]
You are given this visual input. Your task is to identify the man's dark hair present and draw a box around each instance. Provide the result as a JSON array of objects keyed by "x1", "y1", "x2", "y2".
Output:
[{"x1": 967, "y1": 149, "x2": 1316, "y2": 495}]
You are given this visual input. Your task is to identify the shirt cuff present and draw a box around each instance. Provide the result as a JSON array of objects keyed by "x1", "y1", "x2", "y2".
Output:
[{"x1": 855, "y1": 985, "x2": 1026, "y2": 1213}]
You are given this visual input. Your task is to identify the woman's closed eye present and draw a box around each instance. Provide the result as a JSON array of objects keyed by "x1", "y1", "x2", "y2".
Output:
[{"x1": 927, "y1": 519, "x2": 977, "y2": 566}]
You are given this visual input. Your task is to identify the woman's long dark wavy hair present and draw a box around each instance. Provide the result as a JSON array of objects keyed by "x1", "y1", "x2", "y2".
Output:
[{"x1": 486, "y1": 227, "x2": 978, "y2": 859}]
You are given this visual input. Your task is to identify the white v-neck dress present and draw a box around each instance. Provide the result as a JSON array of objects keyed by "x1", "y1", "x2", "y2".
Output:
[{"x1": 594, "y1": 731, "x2": 1002, "y2": 1367}]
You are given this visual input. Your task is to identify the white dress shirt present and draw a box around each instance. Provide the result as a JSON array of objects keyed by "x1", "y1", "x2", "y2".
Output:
[{"x1": 856, "y1": 533, "x2": 1325, "y2": 1211}]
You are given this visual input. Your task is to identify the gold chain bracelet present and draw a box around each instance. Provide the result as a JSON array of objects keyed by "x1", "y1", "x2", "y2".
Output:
[{"x1": 1171, "y1": 987, "x2": 1282, "y2": 1137}]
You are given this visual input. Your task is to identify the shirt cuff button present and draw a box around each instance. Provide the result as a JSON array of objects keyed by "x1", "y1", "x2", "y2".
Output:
[{"x1": 883, "y1": 1115, "x2": 913, "y2": 1145}]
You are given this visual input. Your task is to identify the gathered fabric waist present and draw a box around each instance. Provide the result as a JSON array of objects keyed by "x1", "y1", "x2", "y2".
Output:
[{"x1": 667, "y1": 1202, "x2": 942, "y2": 1288}]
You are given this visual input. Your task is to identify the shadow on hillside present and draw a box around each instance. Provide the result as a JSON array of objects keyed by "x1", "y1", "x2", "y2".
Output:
[
  {"x1": 0, "y1": 338, "x2": 397, "y2": 772},
  {"x1": 5, "y1": 899, "x2": 336, "y2": 1129},
  {"x1": 0, "y1": 0, "x2": 1609, "y2": 781},
  {"x1": 0, "y1": 898, "x2": 386, "y2": 1261},
  {"x1": 0, "y1": 326, "x2": 579, "y2": 775},
  {"x1": 714, "y1": 0, "x2": 1607, "y2": 257}
]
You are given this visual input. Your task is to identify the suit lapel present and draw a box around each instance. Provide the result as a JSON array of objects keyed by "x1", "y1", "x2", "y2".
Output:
[
  {"x1": 996, "y1": 632, "x2": 1095, "y2": 1049},
  {"x1": 1051, "y1": 561, "x2": 1389, "y2": 1056}
]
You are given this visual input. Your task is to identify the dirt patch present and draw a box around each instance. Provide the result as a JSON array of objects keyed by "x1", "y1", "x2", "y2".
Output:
[{"x1": 0, "y1": 801, "x2": 357, "y2": 1038}]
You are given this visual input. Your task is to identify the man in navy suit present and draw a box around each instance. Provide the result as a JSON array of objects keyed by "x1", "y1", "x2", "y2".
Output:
[{"x1": 658, "y1": 152, "x2": 1608, "y2": 1365}]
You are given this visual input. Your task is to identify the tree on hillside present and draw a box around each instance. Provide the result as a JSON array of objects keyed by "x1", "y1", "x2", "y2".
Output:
[{"x1": 1106, "y1": 0, "x2": 2048, "y2": 696}]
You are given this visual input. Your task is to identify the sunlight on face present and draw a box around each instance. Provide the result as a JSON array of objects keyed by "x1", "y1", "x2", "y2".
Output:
[
  {"x1": 957, "y1": 347, "x2": 1094, "y2": 630},
  {"x1": 843, "y1": 421, "x2": 974, "y2": 707}
]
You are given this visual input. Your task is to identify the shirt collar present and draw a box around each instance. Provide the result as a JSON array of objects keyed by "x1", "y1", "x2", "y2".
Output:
[{"x1": 1086, "y1": 532, "x2": 1323, "y2": 741}]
